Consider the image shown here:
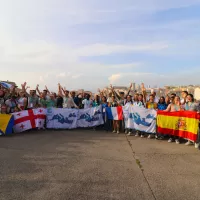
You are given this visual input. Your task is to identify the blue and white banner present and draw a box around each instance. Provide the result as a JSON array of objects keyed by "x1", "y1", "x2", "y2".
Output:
[
  {"x1": 46, "y1": 106, "x2": 103, "y2": 129},
  {"x1": 77, "y1": 106, "x2": 104, "y2": 127},
  {"x1": 122, "y1": 104, "x2": 131, "y2": 128},
  {"x1": 46, "y1": 108, "x2": 79, "y2": 129},
  {"x1": 125, "y1": 106, "x2": 157, "y2": 133}
]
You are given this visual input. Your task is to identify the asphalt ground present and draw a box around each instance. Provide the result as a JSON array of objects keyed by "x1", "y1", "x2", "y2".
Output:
[{"x1": 0, "y1": 129, "x2": 200, "y2": 200}]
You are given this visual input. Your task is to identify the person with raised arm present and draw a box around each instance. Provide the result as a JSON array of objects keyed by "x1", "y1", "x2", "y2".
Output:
[
  {"x1": 46, "y1": 93, "x2": 56, "y2": 108},
  {"x1": 82, "y1": 93, "x2": 93, "y2": 109},
  {"x1": 58, "y1": 83, "x2": 78, "y2": 109},
  {"x1": 113, "y1": 83, "x2": 133, "y2": 106},
  {"x1": 56, "y1": 83, "x2": 63, "y2": 108},
  {"x1": 22, "y1": 82, "x2": 39, "y2": 109},
  {"x1": 36, "y1": 85, "x2": 50, "y2": 101}
]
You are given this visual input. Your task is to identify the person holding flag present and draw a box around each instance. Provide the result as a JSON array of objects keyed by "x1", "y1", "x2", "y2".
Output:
[{"x1": 183, "y1": 94, "x2": 200, "y2": 148}]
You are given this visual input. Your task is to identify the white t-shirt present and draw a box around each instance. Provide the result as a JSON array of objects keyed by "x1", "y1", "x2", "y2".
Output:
[
  {"x1": 107, "y1": 97, "x2": 112, "y2": 103},
  {"x1": 82, "y1": 99, "x2": 93, "y2": 109},
  {"x1": 133, "y1": 101, "x2": 144, "y2": 107},
  {"x1": 63, "y1": 97, "x2": 77, "y2": 108}
]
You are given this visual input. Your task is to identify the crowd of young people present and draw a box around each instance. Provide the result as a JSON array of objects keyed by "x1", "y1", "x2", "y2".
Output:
[{"x1": 0, "y1": 82, "x2": 199, "y2": 148}]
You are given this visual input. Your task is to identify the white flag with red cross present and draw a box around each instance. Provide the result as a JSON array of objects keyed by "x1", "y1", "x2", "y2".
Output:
[{"x1": 12, "y1": 108, "x2": 46, "y2": 133}]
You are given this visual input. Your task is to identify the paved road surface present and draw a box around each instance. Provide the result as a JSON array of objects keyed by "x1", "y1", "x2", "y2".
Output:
[{"x1": 0, "y1": 130, "x2": 200, "y2": 200}]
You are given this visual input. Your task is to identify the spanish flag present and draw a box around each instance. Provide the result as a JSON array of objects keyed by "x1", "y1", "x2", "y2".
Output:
[
  {"x1": 0, "y1": 114, "x2": 14, "y2": 135},
  {"x1": 157, "y1": 111, "x2": 199, "y2": 142}
]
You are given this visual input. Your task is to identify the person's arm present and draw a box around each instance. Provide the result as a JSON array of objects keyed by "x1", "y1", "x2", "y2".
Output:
[
  {"x1": 58, "y1": 83, "x2": 64, "y2": 97},
  {"x1": 36, "y1": 84, "x2": 42, "y2": 95},
  {"x1": 45, "y1": 85, "x2": 51, "y2": 94},
  {"x1": 114, "y1": 90, "x2": 121, "y2": 100},
  {"x1": 61, "y1": 87, "x2": 66, "y2": 94},
  {"x1": 9, "y1": 85, "x2": 16, "y2": 96},
  {"x1": 21, "y1": 82, "x2": 26, "y2": 93},
  {"x1": 115, "y1": 89, "x2": 121, "y2": 97},
  {"x1": 71, "y1": 98, "x2": 78, "y2": 109},
  {"x1": 110, "y1": 84, "x2": 120, "y2": 101},
  {"x1": 125, "y1": 83, "x2": 132, "y2": 97},
  {"x1": 25, "y1": 86, "x2": 30, "y2": 91},
  {"x1": 164, "y1": 104, "x2": 171, "y2": 112},
  {"x1": 110, "y1": 84, "x2": 115, "y2": 95},
  {"x1": 97, "y1": 88, "x2": 102, "y2": 95},
  {"x1": 141, "y1": 83, "x2": 147, "y2": 103},
  {"x1": 103, "y1": 89, "x2": 109, "y2": 98}
]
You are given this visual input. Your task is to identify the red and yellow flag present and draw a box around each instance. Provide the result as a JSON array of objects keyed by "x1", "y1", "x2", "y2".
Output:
[{"x1": 157, "y1": 111, "x2": 200, "y2": 142}]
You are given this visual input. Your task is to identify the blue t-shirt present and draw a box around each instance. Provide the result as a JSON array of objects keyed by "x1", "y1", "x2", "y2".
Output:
[{"x1": 157, "y1": 103, "x2": 168, "y2": 111}]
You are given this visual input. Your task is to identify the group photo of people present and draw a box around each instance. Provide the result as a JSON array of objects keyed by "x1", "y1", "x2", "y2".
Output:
[{"x1": 0, "y1": 81, "x2": 200, "y2": 149}]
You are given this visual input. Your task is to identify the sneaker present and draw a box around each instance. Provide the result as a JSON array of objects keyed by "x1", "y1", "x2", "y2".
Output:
[
  {"x1": 117, "y1": 131, "x2": 120, "y2": 134},
  {"x1": 185, "y1": 141, "x2": 193, "y2": 146},
  {"x1": 168, "y1": 138, "x2": 173, "y2": 143},
  {"x1": 148, "y1": 134, "x2": 153, "y2": 139},
  {"x1": 195, "y1": 143, "x2": 199, "y2": 149},
  {"x1": 141, "y1": 135, "x2": 144, "y2": 138},
  {"x1": 113, "y1": 130, "x2": 116, "y2": 133},
  {"x1": 135, "y1": 133, "x2": 139, "y2": 137},
  {"x1": 155, "y1": 135, "x2": 159, "y2": 140},
  {"x1": 125, "y1": 130, "x2": 128, "y2": 134},
  {"x1": 159, "y1": 136, "x2": 164, "y2": 140},
  {"x1": 175, "y1": 139, "x2": 180, "y2": 144},
  {"x1": 127, "y1": 132, "x2": 131, "y2": 136}
]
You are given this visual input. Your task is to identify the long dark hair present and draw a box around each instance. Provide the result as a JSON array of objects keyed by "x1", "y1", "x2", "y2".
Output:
[
  {"x1": 95, "y1": 95, "x2": 100, "y2": 104},
  {"x1": 187, "y1": 94, "x2": 194, "y2": 102},
  {"x1": 102, "y1": 96, "x2": 107, "y2": 103},
  {"x1": 158, "y1": 96, "x2": 166, "y2": 104}
]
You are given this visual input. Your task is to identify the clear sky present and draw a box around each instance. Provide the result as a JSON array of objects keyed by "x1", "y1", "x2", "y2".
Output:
[{"x1": 0, "y1": 0, "x2": 200, "y2": 91}]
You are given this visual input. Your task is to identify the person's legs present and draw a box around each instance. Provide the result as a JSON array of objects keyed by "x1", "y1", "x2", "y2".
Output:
[
  {"x1": 175, "y1": 136, "x2": 180, "y2": 144},
  {"x1": 112, "y1": 120, "x2": 116, "y2": 132},
  {"x1": 195, "y1": 128, "x2": 200, "y2": 149},
  {"x1": 116, "y1": 120, "x2": 120, "y2": 134},
  {"x1": 135, "y1": 130, "x2": 139, "y2": 137}
]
